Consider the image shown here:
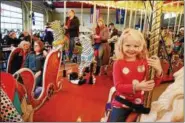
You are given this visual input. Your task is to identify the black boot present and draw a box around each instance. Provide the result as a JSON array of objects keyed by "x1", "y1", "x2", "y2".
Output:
[
  {"x1": 84, "y1": 67, "x2": 90, "y2": 73},
  {"x1": 94, "y1": 66, "x2": 100, "y2": 76},
  {"x1": 88, "y1": 76, "x2": 93, "y2": 84},
  {"x1": 69, "y1": 72, "x2": 78, "y2": 80},
  {"x1": 78, "y1": 77, "x2": 86, "y2": 85}
]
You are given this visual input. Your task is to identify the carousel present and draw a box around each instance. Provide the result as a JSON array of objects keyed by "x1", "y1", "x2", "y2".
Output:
[{"x1": 0, "y1": 0, "x2": 184, "y2": 122}]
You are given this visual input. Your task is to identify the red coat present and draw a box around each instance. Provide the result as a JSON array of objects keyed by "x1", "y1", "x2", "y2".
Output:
[{"x1": 112, "y1": 59, "x2": 162, "y2": 108}]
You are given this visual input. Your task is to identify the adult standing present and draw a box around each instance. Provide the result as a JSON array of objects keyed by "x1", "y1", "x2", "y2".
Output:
[
  {"x1": 5, "y1": 32, "x2": 21, "y2": 47},
  {"x1": 64, "y1": 9, "x2": 80, "y2": 61},
  {"x1": 19, "y1": 31, "x2": 31, "y2": 42},
  {"x1": 108, "y1": 23, "x2": 119, "y2": 56},
  {"x1": 93, "y1": 18, "x2": 111, "y2": 75},
  {"x1": 44, "y1": 22, "x2": 54, "y2": 46}
]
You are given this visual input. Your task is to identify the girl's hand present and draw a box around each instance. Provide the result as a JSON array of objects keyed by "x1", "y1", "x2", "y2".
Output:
[
  {"x1": 147, "y1": 55, "x2": 163, "y2": 77},
  {"x1": 135, "y1": 80, "x2": 155, "y2": 91}
]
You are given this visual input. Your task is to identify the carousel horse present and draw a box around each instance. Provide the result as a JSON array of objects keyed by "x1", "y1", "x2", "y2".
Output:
[
  {"x1": 51, "y1": 20, "x2": 69, "y2": 64},
  {"x1": 140, "y1": 67, "x2": 184, "y2": 122},
  {"x1": 51, "y1": 20, "x2": 69, "y2": 50},
  {"x1": 69, "y1": 34, "x2": 96, "y2": 85},
  {"x1": 13, "y1": 46, "x2": 62, "y2": 110},
  {"x1": 7, "y1": 47, "x2": 24, "y2": 74}
]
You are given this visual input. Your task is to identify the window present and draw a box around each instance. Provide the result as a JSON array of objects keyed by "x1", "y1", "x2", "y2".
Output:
[
  {"x1": 0, "y1": 3, "x2": 23, "y2": 32},
  {"x1": 164, "y1": 13, "x2": 176, "y2": 19},
  {"x1": 32, "y1": 12, "x2": 44, "y2": 30}
]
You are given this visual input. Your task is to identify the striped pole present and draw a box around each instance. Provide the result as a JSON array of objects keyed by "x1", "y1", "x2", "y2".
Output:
[
  {"x1": 143, "y1": 1, "x2": 147, "y2": 34},
  {"x1": 147, "y1": 3, "x2": 152, "y2": 34},
  {"x1": 144, "y1": 1, "x2": 163, "y2": 108}
]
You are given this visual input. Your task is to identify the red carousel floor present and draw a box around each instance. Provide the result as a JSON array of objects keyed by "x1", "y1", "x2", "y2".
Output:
[
  {"x1": 33, "y1": 65, "x2": 113, "y2": 122},
  {"x1": 33, "y1": 60, "x2": 182, "y2": 122}
]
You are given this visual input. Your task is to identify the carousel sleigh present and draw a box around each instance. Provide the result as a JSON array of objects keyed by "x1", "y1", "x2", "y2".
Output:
[
  {"x1": 7, "y1": 47, "x2": 24, "y2": 74},
  {"x1": 13, "y1": 47, "x2": 63, "y2": 110}
]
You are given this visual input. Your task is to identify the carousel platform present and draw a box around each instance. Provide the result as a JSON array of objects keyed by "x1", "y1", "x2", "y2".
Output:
[
  {"x1": 33, "y1": 61, "x2": 181, "y2": 121},
  {"x1": 33, "y1": 64, "x2": 113, "y2": 122}
]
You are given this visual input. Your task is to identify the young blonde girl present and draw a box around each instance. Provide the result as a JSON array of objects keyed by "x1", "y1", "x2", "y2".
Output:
[{"x1": 110, "y1": 28, "x2": 163, "y2": 122}]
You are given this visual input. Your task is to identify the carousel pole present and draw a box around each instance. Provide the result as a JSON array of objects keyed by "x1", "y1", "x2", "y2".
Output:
[
  {"x1": 107, "y1": 1, "x2": 110, "y2": 26},
  {"x1": 147, "y1": 2, "x2": 152, "y2": 34},
  {"x1": 140, "y1": 9, "x2": 143, "y2": 32},
  {"x1": 177, "y1": 7, "x2": 183, "y2": 34},
  {"x1": 63, "y1": 1, "x2": 67, "y2": 77},
  {"x1": 64, "y1": 1, "x2": 66, "y2": 23},
  {"x1": 167, "y1": 3, "x2": 173, "y2": 30},
  {"x1": 143, "y1": 1, "x2": 147, "y2": 34},
  {"x1": 174, "y1": 2, "x2": 180, "y2": 35},
  {"x1": 129, "y1": 1, "x2": 133, "y2": 28},
  {"x1": 80, "y1": 2, "x2": 83, "y2": 26},
  {"x1": 119, "y1": 8, "x2": 122, "y2": 30},
  {"x1": 30, "y1": 0, "x2": 33, "y2": 46},
  {"x1": 133, "y1": 1, "x2": 138, "y2": 29},
  {"x1": 93, "y1": 1, "x2": 97, "y2": 29},
  {"x1": 167, "y1": 13, "x2": 172, "y2": 30},
  {"x1": 144, "y1": 1, "x2": 163, "y2": 109},
  {"x1": 123, "y1": 1, "x2": 128, "y2": 29}
]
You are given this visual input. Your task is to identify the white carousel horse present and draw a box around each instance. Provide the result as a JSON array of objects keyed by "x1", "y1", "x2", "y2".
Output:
[
  {"x1": 78, "y1": 34, "x2": 94, "y2": 77},
  {"x1": 13, "y1": 46, "x2": 62, "y2": 110},
  {"x1": 69, "y1": 34, "x2": 96, "y2": 85},
  {"x1": 140, "y1": 67, "x2": 184, "y2": 122},
  {"x1": 50, "y1": 20, "x2": 69, "y2": 51}
]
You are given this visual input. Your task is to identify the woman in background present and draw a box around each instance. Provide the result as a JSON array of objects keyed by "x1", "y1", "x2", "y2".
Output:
[{"x1": 93, "y1": 18, "x2": 111, "y2": 75}]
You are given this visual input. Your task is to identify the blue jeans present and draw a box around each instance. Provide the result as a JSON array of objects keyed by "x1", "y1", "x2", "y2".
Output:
[
  {"x1": 97, "y1": 44, "x2": 104, "y2": 67},
  {"x1": 69, "y1": 37, "x2": 76, "y2": 60},
  {"x1": 109, "y1": 107, "x2": 132, "y2": 122}
]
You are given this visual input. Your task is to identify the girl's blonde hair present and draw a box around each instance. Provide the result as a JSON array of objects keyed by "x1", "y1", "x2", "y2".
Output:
[{"x1": 115, "y1": 28, "x2": 148, "y2": 60}]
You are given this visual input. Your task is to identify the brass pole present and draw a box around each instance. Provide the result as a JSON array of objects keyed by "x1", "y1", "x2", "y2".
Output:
[{"x1": 144, "y1": 1, "x2": 163, "y2": 108}]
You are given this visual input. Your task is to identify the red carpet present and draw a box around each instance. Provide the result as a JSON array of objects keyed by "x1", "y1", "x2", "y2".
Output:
[
  {"x1": 33, "y1": 65, "x2": 113, "y2": 122},
  {"x1": 33, "y1": 60, "x2": 183, "y2": 121}
]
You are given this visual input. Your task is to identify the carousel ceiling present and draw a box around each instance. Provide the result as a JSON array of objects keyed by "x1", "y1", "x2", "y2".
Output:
[{"x1": 53, "y1": 1, "x2": 184, "y2": 13}]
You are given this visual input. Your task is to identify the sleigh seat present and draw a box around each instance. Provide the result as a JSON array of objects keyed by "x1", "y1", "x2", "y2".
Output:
[
  {"x1": 13, "y1": 47, "x2": 63, "y2": 110},
  {"x1": 7, "y1": 48, "x2": 24, "y2": 74}
]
